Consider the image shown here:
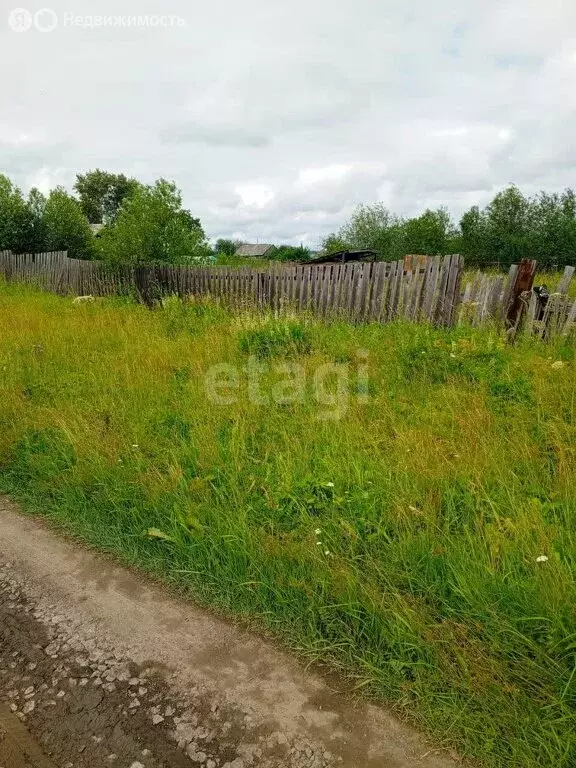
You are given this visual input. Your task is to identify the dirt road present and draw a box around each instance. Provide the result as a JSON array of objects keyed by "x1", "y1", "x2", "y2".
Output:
[{"x1": 0, "y1": 497, "x2": 457, "y2": 768}]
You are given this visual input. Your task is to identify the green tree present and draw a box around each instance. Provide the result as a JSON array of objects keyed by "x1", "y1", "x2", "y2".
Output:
[
  {"x1": 321, "y1": 233, "x2": 349, "y2": 254},
  {"x1": 529, "y1": 190, "x2": 576, "y2": 269},
  {"x1": 0, "y1": 175, "x2": 32, "y2": 252},
  {"x1": 460, "y1": 205, "x2": 488, "y2": 266},
  {"x1": 323, "y1": 203, "x2": 458, "y2": 261},
  {"x1": 460, "y1": 186, "x2": 576, "y2": 268},
  {"x1": 270, "y1": 244, "x2": 311, "y2": 262},
  {"x1": 25, "y1": 188, "x2": 48, "y2": 253},
  {"x1": 214, "y1": 238, "x2": 242, "y2": 258},
  {"x1": 74, "y1": 169, "x2": 140, "y2": 224},
  {"x1": 43, "y1": 188, "x2": 95, "y2": 259},
  {"x1": 339, "y1": 203, "x2": 404, "y2": 259},
  {"x1": 97, "y1": 179, "x2": 210, "y2": 266},
  {"x1": 402, "y1": 208, "x2": 457, "y2": 255},
  {"x1": 484, "y1": 186, "x2": 531, "y2": 267}
]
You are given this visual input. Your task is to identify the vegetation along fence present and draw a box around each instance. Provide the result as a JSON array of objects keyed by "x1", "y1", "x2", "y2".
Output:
[{"x1": 1, "y1": 249, "x2": 575, "y2": 339}]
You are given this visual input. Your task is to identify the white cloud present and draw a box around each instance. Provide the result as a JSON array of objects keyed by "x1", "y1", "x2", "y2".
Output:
[
  {"x1": 298, "y1": 165, "x2": 352, "y2": 186},
  {"x1": 235, "y1": 184, "x2": 275, "y2": 208}
]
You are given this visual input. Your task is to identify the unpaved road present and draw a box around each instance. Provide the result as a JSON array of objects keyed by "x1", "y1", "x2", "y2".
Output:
[{"x1": 0, "y1": 497, "x2": 458, "y2": 768}]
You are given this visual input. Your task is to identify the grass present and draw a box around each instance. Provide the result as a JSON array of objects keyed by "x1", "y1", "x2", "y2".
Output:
[
  {"x1": 212, "y1": 254, "x2": 274, "y2": 268},
  {"x1": 1, "y1": 280, "x2": 576, "y2": 767}
]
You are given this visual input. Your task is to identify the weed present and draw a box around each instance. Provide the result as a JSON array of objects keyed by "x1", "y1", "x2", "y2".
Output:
[{"x1": 238, "y1": 319, "x2": 312, "y2": 359}]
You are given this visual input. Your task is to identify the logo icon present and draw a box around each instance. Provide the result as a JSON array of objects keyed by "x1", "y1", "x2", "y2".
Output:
[
  {"x1": 8, "y1": 7, "x2": 32, "y2": 32},
  {"x1": 34, "y1": 7, "x2": 58, "y2": 32}
]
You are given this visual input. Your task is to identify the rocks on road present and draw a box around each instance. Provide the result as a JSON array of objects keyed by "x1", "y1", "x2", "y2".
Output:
[
  {"x1": 0, "y1": 499, "x2": 458, "y2": 768},
  {"x1": 0, "y1": 563, "x2": 332, "y2": 768}
]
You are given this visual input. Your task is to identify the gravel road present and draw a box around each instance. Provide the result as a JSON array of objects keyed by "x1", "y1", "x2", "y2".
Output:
[{"x1": 0, "y1": 497, "x2": 458, "y2": 768}]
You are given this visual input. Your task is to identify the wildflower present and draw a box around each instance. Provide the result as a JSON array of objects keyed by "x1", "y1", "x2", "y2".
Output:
[
  {"x1": 324, "y1": 550, "x2": 330, "y2": 556},
  {"x1": 551, "y1": 361, "x2": 564, "y2": 370},
  {"x1": 450, "y1": 353, "x2": 456, "y2": 359},
  {"x1": 315, "y1": 528, "x2": 322, "y2": 535},
  {"x1": 325, "y1": 482, "x2": 335, "y2": 488},
  {"x1": 316, "y1": 541, "x2": 322, "y2": 546},
  {"x1": 132, "y1": 444, "x2": 139, "y2": 448},
  {"x1": 536, "y1": 555, "x2": 549, "y2": 563}
]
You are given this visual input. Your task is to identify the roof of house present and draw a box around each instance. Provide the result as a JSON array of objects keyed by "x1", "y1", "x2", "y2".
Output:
[{"x1": 235, "y1": 243, "x2": 274, "y2": 257}]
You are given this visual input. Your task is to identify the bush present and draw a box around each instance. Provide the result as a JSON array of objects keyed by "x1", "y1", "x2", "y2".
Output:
[{"x1": 238, "y1": 319, "x2": 312, "y2": 358}]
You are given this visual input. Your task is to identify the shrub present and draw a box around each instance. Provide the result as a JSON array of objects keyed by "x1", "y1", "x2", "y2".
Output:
[{"x1": 238, "y1": 319, "x2": 312, "y2": 359}]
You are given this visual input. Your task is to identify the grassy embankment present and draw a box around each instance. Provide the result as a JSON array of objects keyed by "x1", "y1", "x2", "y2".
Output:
[{"x1": 1, "y1": 280, "x2": 575, "y2": 767}]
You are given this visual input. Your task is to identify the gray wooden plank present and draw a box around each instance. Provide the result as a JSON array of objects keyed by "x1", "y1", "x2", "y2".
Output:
[{"x1": 557, "y1": 265, "x2": 575, "y2": 295}]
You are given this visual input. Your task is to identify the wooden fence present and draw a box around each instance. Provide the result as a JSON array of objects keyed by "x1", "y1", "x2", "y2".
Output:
[
  {"x1": 0, "y1": 250, "x2": 464, "y2": 326},
  {"x1": 462, "y1": 261, "x2": 576, "y2": 338},
  {"x1": 1, "y1": 249, "x2": 575, "y2": 337}
]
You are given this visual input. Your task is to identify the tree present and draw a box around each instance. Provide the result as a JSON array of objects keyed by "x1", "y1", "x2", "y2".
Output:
[
  {"x1": 322, "y1": 204, "x2": 403, "y2": 260},
  {"x1": 484, "y1": 186, "x2": 531, "y2": 267},
  {"x1": 529, "y1": 190, "x2": 576, "y2": 269},
  {"x1": 74, "y1": 169, "x2": 140, "y2": 224},
  {"x1": 460, "y1": 205, "x2": 487, "y2": 266},
  {"x1": 339, "y1": 203, "x2": 404, "y2": 259},
  {"x1": 214, "y1": 238, "x2": 242, "y2": 258},
  {"x1": 270, "y1": 245, "x2": 311, "y2": 262},
  {"x1": 25, "y1": 188, "x2": 48, "y2": 253},
  {"x1": 321, "y1": 233, "x2": 348, "y2": 254},
  {"x1": 459, "y1": 186, "x2": 576, "y2": 268},
  {"x1": 402, "y1": 208, "x2": 458, "y2": 256},
  {"x1": 43, "y1": 188, "x2": 95, "y2": 259},
  {"x1": 97, "y1": 179, "x2": 211, "y2": 266},
  {"x1": 0, "y1": 175, "x2": 32, "y2": 252}
]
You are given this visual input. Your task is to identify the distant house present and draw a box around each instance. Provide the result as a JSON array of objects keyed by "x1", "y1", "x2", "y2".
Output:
[
  {"x1": 305, "y1": 249, "x2": 378, "y2": 265},
  {"x1": 234, "y1": 243, "x2": 274, "y2": 258},
  {"x1": 89, "y1": 223, "x2": 105, "y2": 237}
]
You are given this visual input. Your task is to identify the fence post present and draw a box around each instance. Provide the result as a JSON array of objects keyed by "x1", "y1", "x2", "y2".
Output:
[{"x1": 505, "y1": 259, "x2": 537, "y2": 340}]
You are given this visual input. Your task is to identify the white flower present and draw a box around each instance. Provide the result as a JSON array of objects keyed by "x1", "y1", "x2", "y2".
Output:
[
  {"x1": 316, "y1": 541, "x2": 322, "y2": 546},
  {"x1": 325, "y1": 482, "x2": 335, "y2": 488},
  {"x1": 315, "y1": 528, "x2": 322, "y2": 535},
  {"x1": 324, "y1": 550, "x2": 330, "y2": 556},
  {"x1": 536, "y1": 555, "x2": 549, "y2": 563},
  {"x1": 450, "y1": 353, "x2": 457, "y2": 358},
  {"x1": 551, "y1": 361, "x2": 564, "y2": 370},
  {"x1": 132, "y1": 444, "x2": 139, "y2": 448}
]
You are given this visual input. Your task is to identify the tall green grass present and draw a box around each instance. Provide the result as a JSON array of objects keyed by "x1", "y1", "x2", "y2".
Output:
[{"x1": 1, "y1": 280, "x2": 575, "y2": 766}]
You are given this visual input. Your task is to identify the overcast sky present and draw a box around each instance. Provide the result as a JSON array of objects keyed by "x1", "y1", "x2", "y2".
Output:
[{"x1": 1, "y1": 0, "x2": 576, "y2": 247}]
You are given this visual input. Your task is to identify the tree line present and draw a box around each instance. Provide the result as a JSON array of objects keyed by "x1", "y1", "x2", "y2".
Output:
[
  {"x1": 2, "y1": 170, "x2": 576, "y2": 268},
  {"x1": 0, "y1": 169, "x2": 314, "y2": 266},
  {"x1": 0, "y1": 170, "x2": 211, "y2": 264},
  {"x1": 323, "y1": 186, "x2": 576, "y2": 268}
]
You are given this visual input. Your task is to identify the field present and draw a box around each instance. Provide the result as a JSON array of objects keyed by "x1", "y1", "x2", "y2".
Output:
[{"x1": 1, "y1": 279, "x2": 575, "y2": 767}]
